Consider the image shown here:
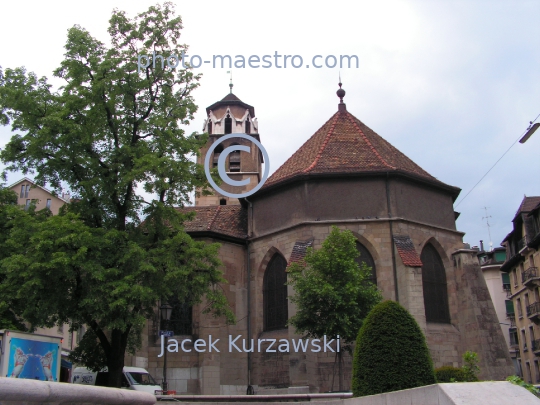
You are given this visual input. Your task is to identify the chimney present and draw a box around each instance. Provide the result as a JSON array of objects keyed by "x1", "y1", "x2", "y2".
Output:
[{"x1": 480, "y1": 240, "x2": 484, "y2": 252}]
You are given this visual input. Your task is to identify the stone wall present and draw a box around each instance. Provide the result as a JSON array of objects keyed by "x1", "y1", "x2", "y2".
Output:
[{"x1": 452, "y1": 249, "x2": 515, "y2": 380}]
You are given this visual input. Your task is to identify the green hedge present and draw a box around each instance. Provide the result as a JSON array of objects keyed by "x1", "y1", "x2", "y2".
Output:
[
  {"x1": 352, "y1": 300, "x2": 436, "y2": 397},
  {"x1": 435, "y1": 366, "x2": 466, "y2": 382}
]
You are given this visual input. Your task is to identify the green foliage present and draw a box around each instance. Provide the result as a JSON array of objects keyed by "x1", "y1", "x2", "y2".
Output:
[
  {"x1": 68, "y1": 329, "x2": 108, "y2": 372},
  {"x1": 288, "y1": 226, "x2": 382, "y2": 350},
  {"x1": 0, "y1": 2, "x2": 233, "y2": 388},
  {"x1": 462, "y1": 351, "x2": 480, "y2": 382},
  {"x1": 0, "y1": 187, "x2": 27, "y2": 331},
  {"x1": 352, "y1": 300, "x2": 436, "y2": 397},
  {"x1": 435, "y1": 366, "x2": 466, "y2": 383},
  {"x1": 507, "y1": 375, "x2": 540, "y2": 398}
]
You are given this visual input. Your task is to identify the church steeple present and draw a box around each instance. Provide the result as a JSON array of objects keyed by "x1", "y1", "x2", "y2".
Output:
[{"x1": 196, "y1": 91, "x2": 263, "y2": 206}]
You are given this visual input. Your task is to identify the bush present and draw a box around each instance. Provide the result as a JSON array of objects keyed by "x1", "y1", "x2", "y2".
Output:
[
  {"x1": 506, "y1": 375, "x2": 540, "y2": 398},
  {"x1": 352, "y1": 300, "x2": 436, "y2": 397},
  {"x1": 435, "y1": 366, "x2": 466, "y2": 382},
  {"x1": 462, "y1": 351, "x2": 480, "y2": 382}
]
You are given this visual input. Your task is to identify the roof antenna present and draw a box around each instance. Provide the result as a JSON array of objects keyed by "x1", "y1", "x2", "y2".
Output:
[
  {"x1": 482, "y1": 206, "x2": 493, "y2": 251},
  {"x1": 227, "y1": 70, "x2": 233, "y2": 93}
]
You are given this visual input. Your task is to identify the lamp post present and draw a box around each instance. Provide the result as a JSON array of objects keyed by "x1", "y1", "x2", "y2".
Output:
[{"x1": 160, "y1": 302, "x2": 173, "y2": 393}]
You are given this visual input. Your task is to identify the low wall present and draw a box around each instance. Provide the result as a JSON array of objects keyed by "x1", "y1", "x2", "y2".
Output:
[
  {"x1": 156, "y1": 382, "x2": 539, "y2": 404},
  {"x1": 0, "y1": 377, "x2": 156, "y2": 405}
]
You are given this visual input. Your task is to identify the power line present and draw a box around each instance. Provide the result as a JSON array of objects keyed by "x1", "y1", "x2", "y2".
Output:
[{"x1": 455, "y1": 112, "x2": 540, "y2": 208}]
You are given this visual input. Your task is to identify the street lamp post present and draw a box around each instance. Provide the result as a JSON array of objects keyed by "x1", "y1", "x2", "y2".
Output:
[{"x1": 160, "y1": 302, "x2": 173, "y2": 393}]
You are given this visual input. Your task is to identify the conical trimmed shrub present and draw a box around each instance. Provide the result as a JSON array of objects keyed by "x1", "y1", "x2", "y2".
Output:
[{"x1": 352, "y1": 300, "x2": 436, "y2": 397}]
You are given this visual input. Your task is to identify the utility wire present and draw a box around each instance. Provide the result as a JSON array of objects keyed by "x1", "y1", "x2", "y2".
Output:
[{"x1": 455, "y1": 112, "x2": 540, "y2": 208}]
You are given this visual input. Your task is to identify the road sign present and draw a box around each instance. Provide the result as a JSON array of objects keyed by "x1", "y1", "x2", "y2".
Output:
[{"x1": 159, "y1": 330, "x2": 174, "y2": 337}]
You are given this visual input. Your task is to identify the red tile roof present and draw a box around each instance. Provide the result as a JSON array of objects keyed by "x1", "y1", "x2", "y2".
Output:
[
  {"x1": 287, "y1": 240, "x2": 313, "y2": 268},
  {"x1": 393, "y1": 235, "x2": 423, "y2": 267},
  {"x1": 263, "y1": 109, "x2": 454, "y2": 192},
  {"x1": 176, "y1": 205, "x2": 247, "y2": 240}
]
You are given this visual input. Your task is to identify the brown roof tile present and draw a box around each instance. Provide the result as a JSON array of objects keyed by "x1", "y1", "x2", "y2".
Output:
[
  {"x1": 393, "y1": 235, "x2": 423, "y2": 267},
  {"x1": 176, "y1": 205, "x2": 247, "y2": 240},
  {"x1": 513, "y1": 196, "x2": 540, "y2": 221},
  {"x1": 263, "y1": 110, "x2": 447, "y2": 190},
  {"x1": 287, "y1": 240, "x2": 313, "y2": 268}
]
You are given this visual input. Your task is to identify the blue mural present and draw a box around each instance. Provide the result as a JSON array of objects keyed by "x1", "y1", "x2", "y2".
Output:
[{"x1": 7, "y1": 337, "x2": 59, "y2": 381}]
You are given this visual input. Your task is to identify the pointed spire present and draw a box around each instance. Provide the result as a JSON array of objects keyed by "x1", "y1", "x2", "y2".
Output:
[
  {"x1": 336, "y1": 77, "x2": 346, "y2": 112},
  {"x1": 227, "y1": 70, "x2": 233, "y2": 93}
]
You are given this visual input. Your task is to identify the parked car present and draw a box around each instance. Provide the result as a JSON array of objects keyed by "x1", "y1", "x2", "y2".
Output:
[{"x1": 72, "y1": 366, "x2": 161, "y2": 395}]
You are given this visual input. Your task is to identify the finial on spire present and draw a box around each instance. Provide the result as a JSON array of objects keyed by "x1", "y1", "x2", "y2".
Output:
[
  {"x1": 336, "y1": 75, "x2": 346, "y2": 112},
  {"x1": 227, "y1": 70, "x2": 233, "y2": 93}
]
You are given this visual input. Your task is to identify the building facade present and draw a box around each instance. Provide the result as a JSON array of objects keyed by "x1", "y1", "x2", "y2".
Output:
[
  {"x1": 8, "y1": 177, "x2": 69, "y2": 215},
  {"x1": 501, "y1": 196, "x2": 540, "y2": 384},
  {"x1": 128, "y1": 85, "x2": 514, "y2": 394}
]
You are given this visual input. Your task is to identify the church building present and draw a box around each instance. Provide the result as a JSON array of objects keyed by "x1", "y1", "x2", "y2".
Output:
[{"x1": 129, "y1": 84, "x2": 514, "y2": 394}]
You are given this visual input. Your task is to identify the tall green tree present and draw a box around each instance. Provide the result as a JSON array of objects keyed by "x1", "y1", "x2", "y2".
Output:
[
  {"x1": 0, "y1": 3, "x2": 233, "y2": 387},
  {"x1": 288, "y1": 226, "x2": 382, "y2": 391},
  {"x1": 0, "y1": 187, "x2": 28, "y2": 331}
]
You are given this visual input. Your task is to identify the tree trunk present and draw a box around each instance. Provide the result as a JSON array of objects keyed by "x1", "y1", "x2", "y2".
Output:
[{"x1": 106, "y1": 329, "x2": 128, "y2": 388}]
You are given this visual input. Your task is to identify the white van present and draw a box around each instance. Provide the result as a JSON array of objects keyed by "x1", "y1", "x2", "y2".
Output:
[{"x1": 72, "y1": 366, "x2": 161, "y2": 395}]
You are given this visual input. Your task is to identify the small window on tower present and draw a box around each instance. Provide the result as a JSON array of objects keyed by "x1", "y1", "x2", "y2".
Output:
[
  {"x1": 224, "y1": 114, "x2": 232, "y2": 134},
  {"x1": 220, "y1": 198, "x2": 226, "y2": 206},
  {"x1": 208, "y1": 121, "x2": 212, "y2": 135},
  {"x1": 245, "y1": 120, "x2": 250, "y2": 134},
  {"x1": 229, "y1": 143, "x2": 241, "y2": 172},
  {"x1": 213, "y1": 144, "x2": 224, "y2": 168}
]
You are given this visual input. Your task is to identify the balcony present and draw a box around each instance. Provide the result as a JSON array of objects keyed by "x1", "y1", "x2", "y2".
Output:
[
  {"x1": 527, "y1": 302, "x2": 540, "y2": 323},
  {"x1": 510, "y1": 334, "x2": 519, "y2": 349},
  {"x1": 533, "y1": 339, "x2": 540, "y2": 355},
  {"x1": 522, "y1": 267, "x2": 540, "y2": 288}
]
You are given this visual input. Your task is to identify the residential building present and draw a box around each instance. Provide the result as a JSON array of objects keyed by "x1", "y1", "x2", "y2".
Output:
[
  {"x1": 8, "y1": 177, "x2": 70, "y2": 214},
  {"x1": 501, "y1": 196, "x2": 540, "y2": 384}
]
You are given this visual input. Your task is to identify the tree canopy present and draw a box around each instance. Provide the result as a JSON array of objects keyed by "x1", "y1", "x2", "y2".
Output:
[
  {"x1": 287, "y1": 226, "x2": 382, "y2": 390},
  {"x1": 288, "y1": 226, "x2": 382, "y2": 348},
  {"x1": 0, "y1": 2, "x2": 232, "y2": 387}
]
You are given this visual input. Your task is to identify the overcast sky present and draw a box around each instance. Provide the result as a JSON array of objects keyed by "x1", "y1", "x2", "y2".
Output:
[{"x1": 1, "y1": 0, "x2": 539, "y2": 249}]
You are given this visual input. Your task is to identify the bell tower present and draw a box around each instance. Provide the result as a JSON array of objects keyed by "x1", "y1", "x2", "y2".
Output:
[{"x1": 196, "y1": 87, "x2": 263, "y2": 206}]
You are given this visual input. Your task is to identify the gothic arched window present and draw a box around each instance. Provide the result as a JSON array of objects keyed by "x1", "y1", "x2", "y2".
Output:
[
  {"x1": 229, "y1": 143, "x2": 241, "y2": 172},
  {"x1": 207, "y1": 120, "x2": 212, "y2": 135},
  {"x1": 355, "y1": 242, "x2": 377, "y2": 286},
  {"x1": 421, "y1": 243, "x2": 450, "y2": 323},
  {"x1": 245, "y1": 119, "x2": 251, "y2": 134},
  {"x1": 263, "y1": 254, "x2": 288, "y2": 331},
  {"x1": 224, "y1": 114, "x2": 232, "y2": 134},
  {"x1": 162, "y1": 296, "x2": 192, "y2": 335}
]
